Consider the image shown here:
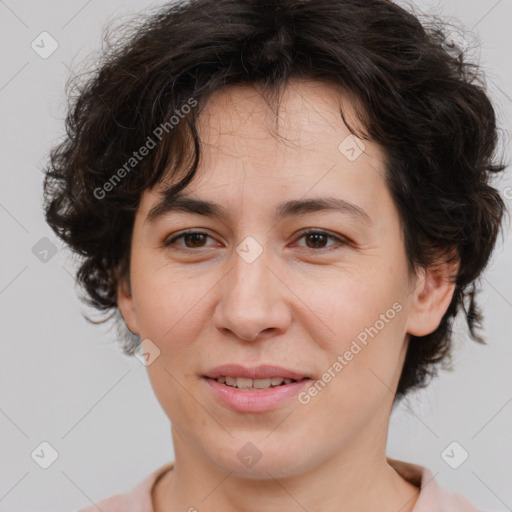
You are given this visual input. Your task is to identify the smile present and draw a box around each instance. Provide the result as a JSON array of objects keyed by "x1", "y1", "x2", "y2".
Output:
[
  {"x1": 204, "y1": 376, "x2": 313, "y2": 412},
  {"x1": 214, "y1": 376, "x2": 310, "y2": 390}
]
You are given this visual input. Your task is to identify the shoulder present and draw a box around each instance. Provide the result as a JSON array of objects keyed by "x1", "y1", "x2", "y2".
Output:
[
  {"x1": 387, "y1": 457, "x2": 483, "y2": 512},
  {"x1": 75, "y1": 462, "x2": 175, "y2": 512}
]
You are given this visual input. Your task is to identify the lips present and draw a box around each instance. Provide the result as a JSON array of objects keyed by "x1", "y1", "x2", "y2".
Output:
[
  {"x1": 202, "y1": 363, "x2": 311, "y2": 381},
  {"x1": 204, "y1": 372, "x2": 313, "y2": 412}
]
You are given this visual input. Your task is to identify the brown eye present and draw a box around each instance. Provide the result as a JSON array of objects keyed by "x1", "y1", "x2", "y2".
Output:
[
  {"x1": 295, "y1": 229, "x2": 347, "y2": 251},
  {"x1": 304, "y1": 232, "x2": 329, "y2": 249},
  {"x1": 164, "y1": 230, "x2": 216, "y2": 250},
  {"x1": 163, "y1": 228, "x2": 347, "y2": 253},
  {"x1": 181, "y1": 232, "x2": 208, "y2": 248}
]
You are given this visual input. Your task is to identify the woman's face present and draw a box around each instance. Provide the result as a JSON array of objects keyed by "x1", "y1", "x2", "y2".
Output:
[{"x1": 118, "y1": 79, "x2": 452, "y2": 478}]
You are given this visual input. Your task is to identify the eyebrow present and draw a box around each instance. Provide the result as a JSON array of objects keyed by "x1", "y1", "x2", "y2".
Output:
[{"x1": 145, "y1": 191, "x2": 372, "y2": 226}]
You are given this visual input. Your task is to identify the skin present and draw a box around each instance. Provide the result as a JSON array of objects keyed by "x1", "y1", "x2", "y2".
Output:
[{"x1": 117, "y1": 78, "x2": 458, "y2": 512}]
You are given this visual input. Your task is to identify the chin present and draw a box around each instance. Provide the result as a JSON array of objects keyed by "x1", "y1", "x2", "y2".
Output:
[{"x1": 206, "y1": 440, "x2": 310, "y2": 480}]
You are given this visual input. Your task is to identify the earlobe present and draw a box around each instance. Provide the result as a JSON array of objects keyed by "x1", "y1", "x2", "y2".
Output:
[
  {"x1": 406, "y1": 257, "x2": 459, "y2": 337},
  {"x1": 116, "y1": 275, "x2": 140, "y2": 335}
]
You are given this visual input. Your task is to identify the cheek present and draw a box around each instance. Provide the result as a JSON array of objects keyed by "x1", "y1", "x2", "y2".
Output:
[
  {"x1": 145, "y1": 363, "x2": 200, "y2": 438},
  {"x1": 305, "y1": 315, "x2": 406, "y2": 439},
  {"x1": 305, "y1": 269, "x2": 408, "y2": 396},
  {"x1": 298, "y1": 267, "x2": 404, "y2": 344},
  {"x1": 131, "y1": 261, "x2": 208, "y2": 340}
]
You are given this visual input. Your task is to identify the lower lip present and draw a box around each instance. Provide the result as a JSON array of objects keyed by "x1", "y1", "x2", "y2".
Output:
[{"x1": 204, "y1": 377, "x2": 311, "y2": 412}]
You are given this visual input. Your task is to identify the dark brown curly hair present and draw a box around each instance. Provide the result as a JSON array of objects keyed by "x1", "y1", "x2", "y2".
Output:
[{"x1": 42, "y1": 0, "x2": 508, "y2": 403}]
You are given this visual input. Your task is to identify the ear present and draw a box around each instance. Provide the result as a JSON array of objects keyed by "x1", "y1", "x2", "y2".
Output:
[
  {"x1": 116, "y1": 273, "x2": 141, "y2": 336},
  {"x1": 406, "y1": 252, "x2": 459, "y2": 337}
]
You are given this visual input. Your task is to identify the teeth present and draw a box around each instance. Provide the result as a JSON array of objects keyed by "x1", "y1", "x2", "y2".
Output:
[
  {"x1": 214, "y1": 376, "x2": 298, "y2": 389},
  {"x1": 253, "y1": 378, "x2": 271, "y2": 388},
  {"x1": 236, "y1": 377, "x2": 253, "y2": 389}
]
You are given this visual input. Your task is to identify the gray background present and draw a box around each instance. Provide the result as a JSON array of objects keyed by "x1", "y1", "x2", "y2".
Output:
[{"x1": 0, "y1": 0, "x2": 511, "y2": 510}]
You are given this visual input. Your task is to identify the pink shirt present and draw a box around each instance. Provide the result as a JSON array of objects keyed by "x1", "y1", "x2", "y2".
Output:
[{"x1": 76, "y1": 458, "x2": 482, "y2": 511}]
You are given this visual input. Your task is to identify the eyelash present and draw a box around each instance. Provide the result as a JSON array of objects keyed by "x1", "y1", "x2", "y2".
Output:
[{"x1": 163, "y1": 228, "x2": 349, "y2": 253}]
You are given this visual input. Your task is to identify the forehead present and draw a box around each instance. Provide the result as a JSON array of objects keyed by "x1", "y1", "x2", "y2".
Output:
[
  {"x1": 140, "y1": 79, "x2": 390, "y2": 223},
  {"x1": 196, "y1": 78, "x2": 361, "y2": 153}
]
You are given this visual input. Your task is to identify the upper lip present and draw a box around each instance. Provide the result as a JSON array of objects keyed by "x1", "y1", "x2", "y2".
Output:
[{"x1": 203, "y1": 364, "x2": 311, "y2": 381}]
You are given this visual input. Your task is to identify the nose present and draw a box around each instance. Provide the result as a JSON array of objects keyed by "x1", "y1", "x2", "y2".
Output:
[{"x1": 213, "y1": 246, "x2": 292, "y2": 342}]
